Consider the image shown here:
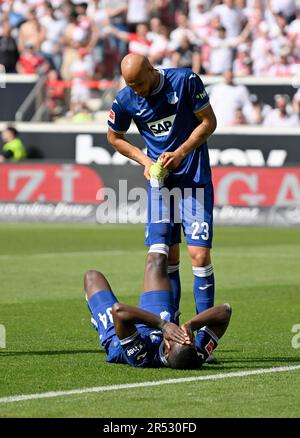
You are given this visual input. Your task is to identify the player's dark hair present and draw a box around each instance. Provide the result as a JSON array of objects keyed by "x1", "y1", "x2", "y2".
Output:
[{"x1": 166, "y1": 343, "x2": 201, "y2": 370}]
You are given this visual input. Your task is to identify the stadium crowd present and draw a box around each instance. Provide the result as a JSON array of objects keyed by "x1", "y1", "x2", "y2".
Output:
[{"x1": 0, "y1": 0, "x2": 299, "y2": 125}]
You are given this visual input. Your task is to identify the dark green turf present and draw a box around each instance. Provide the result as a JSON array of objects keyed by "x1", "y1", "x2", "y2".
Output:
[{"x1": 0, "y1": 225, "x2": 299, "y2": 417}]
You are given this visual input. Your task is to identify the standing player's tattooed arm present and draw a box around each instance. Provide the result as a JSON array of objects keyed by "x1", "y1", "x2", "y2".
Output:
[
  {"x1": 181, "y1": 304, "x2": 232, "y2": 342},
  {"x1": 107, "y1": 129, "x2": 154, "y2": 180},
  {"x1": 160, "y1": 105, "x2": 217, "y2": 170},
  {"x1": 112, "y1": 302, "x2": 190, "y2": 344}
]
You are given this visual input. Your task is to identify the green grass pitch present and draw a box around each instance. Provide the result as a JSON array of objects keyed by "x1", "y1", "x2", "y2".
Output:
[{"x1": 0, "y1": 224, "x2": 299, "y2": 418}]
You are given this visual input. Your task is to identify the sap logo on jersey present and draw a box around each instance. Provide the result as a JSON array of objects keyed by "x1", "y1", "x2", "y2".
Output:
[{"x1": 147, "y1": 114, "x2": 176, "y2": 137}]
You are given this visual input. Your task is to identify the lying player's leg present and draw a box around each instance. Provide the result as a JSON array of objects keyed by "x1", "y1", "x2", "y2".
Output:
[
  {"x1": 139, "y1": 249, "x2": 178, "y2": 327},
  {"x1": 168, "y1": 242, "x2": 181, "y2": 322},
  {"x1": 83, "y1": 270, "x2": 118, "y2": 351},
  {"x1": 84, "y1": 270, "x2": 113, "y2": 300},
  {"x1": 145, "y1": 182, "x2": 182, "y2": 316}
]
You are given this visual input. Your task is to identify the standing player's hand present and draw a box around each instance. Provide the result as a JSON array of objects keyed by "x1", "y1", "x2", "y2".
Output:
[
  {"x1": 144, "y1": 158, "x2": 155, "y2": 180},
  {"x1": 162, "y1": 322, "x2": 191, "y2": 345},
  {"x1": 159, "y1": 151, "x2": 184, "y2": 170}
]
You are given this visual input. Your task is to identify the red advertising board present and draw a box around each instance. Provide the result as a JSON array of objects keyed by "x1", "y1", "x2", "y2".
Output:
[
  {"x1": 212, "y1": 167, "x2": 300, "y2": 207},
  {"x1": 0, "y1": 164, "x2": 103, "y2": 203},
  {"x1": 0, "y1": 164, "x2": 299, "y2": 208}
]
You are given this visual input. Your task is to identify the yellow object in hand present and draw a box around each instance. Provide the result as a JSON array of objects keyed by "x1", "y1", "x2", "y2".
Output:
[{"x1": 149, "y1": 158, "x2": 169, "y2": 181}]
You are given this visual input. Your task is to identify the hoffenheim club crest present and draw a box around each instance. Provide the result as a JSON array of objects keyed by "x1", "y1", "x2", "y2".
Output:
[{"x1": 167, "y1": 92, "x2": 178, "y2": 104}]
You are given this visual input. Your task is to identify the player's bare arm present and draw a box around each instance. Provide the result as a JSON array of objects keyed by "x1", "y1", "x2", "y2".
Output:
[
  {"x1": 159, "y1": 104, "x2": 217, "y2": 170},
  {"x1": 181, "y1": 304, "x2": 232, "y2": 342},
  {"x1": 107, "y1": 128, "x2": 154, "y2": 180},
  {"x1": 112, "y1": 302, "x2": 189, "y2": 344}
]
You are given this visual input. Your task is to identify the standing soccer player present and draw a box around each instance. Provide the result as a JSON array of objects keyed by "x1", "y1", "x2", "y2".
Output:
[{"x1": 107, "y1": 54, "x2": 217, "y2": 328}]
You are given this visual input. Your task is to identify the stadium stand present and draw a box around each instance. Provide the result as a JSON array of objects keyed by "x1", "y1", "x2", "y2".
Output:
[{"x1": 0, "y1": 0, "x2": 299, "y2": 125}]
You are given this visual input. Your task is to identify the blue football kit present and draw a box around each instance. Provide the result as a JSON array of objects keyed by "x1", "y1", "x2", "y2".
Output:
[
  {"x1": 87, "y1": 289, "x2": 218, "y2": 368},
  {"x1": 108, "y1": 67, "x2": 214, "y2": 249}
]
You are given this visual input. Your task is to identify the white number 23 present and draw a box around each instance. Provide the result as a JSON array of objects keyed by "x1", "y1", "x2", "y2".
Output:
[{"x1": 191, "y1": 221, "x2": 209, "y2": 241}]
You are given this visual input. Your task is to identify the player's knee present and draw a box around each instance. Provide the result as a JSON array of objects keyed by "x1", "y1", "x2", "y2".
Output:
[
  {"x1": 223, "y1": 303, "x2": 232, "y2": 322},
  {"x1": 111, "y1": 302, "x2": 122, "y2": 316},
  {"x1": 190, "y1": 252, "x2": 210, "y2": 267},
  {"x1": 189, "y1": 246, "x2": 211, "y2": 267},
  {"x1": 146, "y1": 252, "x2": 167, "y2": 277},
  {"x1": 84, "y1": 270, "x2": 104, "y2": 295},
  {"x1": 84, "y1": 270, "x2": 102, "y2": 284}
]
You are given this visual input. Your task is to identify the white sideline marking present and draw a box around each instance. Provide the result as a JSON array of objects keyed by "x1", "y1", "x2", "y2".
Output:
[{"x1": 0, "y1": 365, "x2": 299, "y2": 405}]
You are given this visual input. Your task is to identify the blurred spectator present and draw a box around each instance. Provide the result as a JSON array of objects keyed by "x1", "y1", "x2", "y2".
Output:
[
  {"x1": 18, "y1": 9, "x2": 45, "y2": 52},
  {"x1": 147, "y1": 18, "x2": 170, "y2": 66},
  {"x1": 102, "y1": 0, "x2": 128, "y2": 60},
  {"x1": 250, "y1": 21, "x2": 273, "y2": 75},
  {"x1": 69, "y1": 46, "x2": 95, "y2": 113},
  {"x1": 71, "y1": 103, "x2": 93, "y2": 122},
  {"x1": 229, "y1": 107, "x2": 247, "y2": 125},
  {"x1": 212, "y1": 0, "x2": 246, "y2": 38},
  {"x1": 268, "y1": 45, "x2": 299, "y2": 76},
  {"x1": 243, "y1": 94, "x2": 272, "y2": 124},
  {"x1": 16, "y1": 41, "x2": 49, "y2": 74},
  {"x1": 102, "y1": 0, "x2": 128, "y2": 28},
  {"x1": 287, "y1": 7, "x2": 300, "y2": 51},
  {"x1": 189, "y1": 0, "x2": 213, "y2": 38},
  {"x1": 86, "y1": 4, "x2": 114, "y2": 78},
  {"x1": 74, "y1": 2, "x2": 93, "y2": 45},
  {"x1": 203, "y1": 21, "x2": 254, "y2": 75},
  {"x1": 209, "y1": 70, "x2": 251, "y2": 127},
  {"x1": 60, "y1": 10, "x2": 82, "y2": 80},
  {"x1": 268, "y1": 12, "x2": 290, "y2": 59},
  {"x1": 151, "y1": 0, "x2": 177, "y2": 28},
  {"x1": 45, "y1": 69, "x2": 65, "y2": 120},
  {"x1": 170, "y1": 35, "x2": 202, "y2": 73},
  {"x1": 269, "y1": 0, "x2": 296, "y2": 21},
  {"x1": 39, "y1": 2, "x2": 65, "y2": 71},
  {"x1": 109, "y1": 23, "x2": 152, "y2": 56},
  {"x1": 169, "y1": 11, "x2": 197, "y2": 49},
  {"x1": 0, "y1": 126, "x2": 26, "y2": 162},
  {"x1": 233, "y1": 43, "x2": 253, "y2": 76},
  {"x1": 263, "y1": 94, "x2": 299, "y2": 127},
  {"x1": 4, "y1": 0, "x2": 28, "y2": 28},
  {"x1": 127, "y1": 0, "x2": 150, "y2": 31},
  {"x1": 0, "y1": 19, "x2": 19, "y2": 72},
  {"x1": 292, "y1": 88, "x2": 300, "y2": 117}
]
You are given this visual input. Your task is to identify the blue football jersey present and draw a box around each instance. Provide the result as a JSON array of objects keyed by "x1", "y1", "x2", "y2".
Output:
[
  {"x1": 105, "y1": 329, "x2": 166, "y2": 367},
  {"x1": 106, "y1": 290, "x2": 177, "y2": 367},
  {"x1": 108, "y1": 68, "x2": 212, "y2": 185},
  {"x1": 88, "y1": 290, "x2": 175, "y2": 368}
]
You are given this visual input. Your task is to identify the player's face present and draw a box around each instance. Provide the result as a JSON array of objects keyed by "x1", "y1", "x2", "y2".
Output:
[
  {"x1": 126, "y1": 76, "x2": 152, "y2": 98},
  {"x1": 125, "y1": 68, "x2": 157, "y2": 98}
]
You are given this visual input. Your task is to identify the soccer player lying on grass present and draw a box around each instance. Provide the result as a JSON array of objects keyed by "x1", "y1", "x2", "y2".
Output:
[{"x1": 84, "y1": 259, "x2": 231, "y2": 369}]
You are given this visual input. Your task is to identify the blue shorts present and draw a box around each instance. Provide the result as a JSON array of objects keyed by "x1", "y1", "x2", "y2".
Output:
[
  {"x1": 88, "y1": 290, "x2": 176, "y2": 367},
  {"x1": 145, "y1": 180, "x2": 214, "y2": 248}
]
